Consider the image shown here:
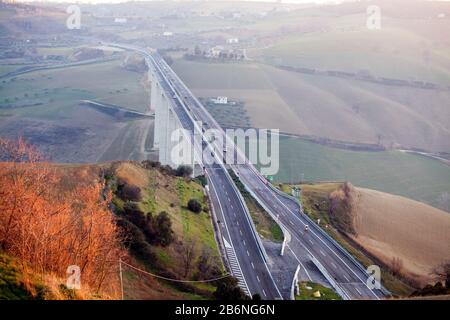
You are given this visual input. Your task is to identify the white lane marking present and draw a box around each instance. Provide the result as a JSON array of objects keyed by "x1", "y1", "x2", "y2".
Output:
[
  {"x1": 289, "y1": 220, "x2": 294, "y2": 225},
  {"x1": 262, "y1": 289, "x2": 266, "y2": 297},
  {"x1": 207, "y1": 171, "x2": 251, "y2": 296},
  {"x1": 243, "y1": 240, "x2": 246, "y2": 246},
  {"x1": 308, "y1": 239, "x2": 314, "y2": 245},
  {"x1": 240, "y1": 229, "x2": 243, "y2": 236},
  {"x1": 355, "y1": 287, "x2": 362, "y2": 295},
  {"x1": 256, "y1": 276, "x2": 260, "y2": 282},
  {"x1": 251, "y1": 262, "x2": 255, "y2": 269},
  {"x1": 263, "y1": 184, "x2": 380, "y2": 299},
  {"x1": 320, "y1": 250, "x2": 326, "y2": 257},
  {"x1": 237, "y1": 221, "x2": 239, "y2": 226},
  {"x1": 331, "y1": 262, "x2": 337, "y2": 269},
  {"x1": 343, "y1": 274, "x2": 350, "y2": 282},
  {"x1": 223, "y1": 238, "x2": 232, "y2": 249},
  {"x1": 287, "y1": 245, "x2": 312, "y2": 282},
  {"x1": 247, "y1": 250, "x2": 250, "y2": 256}
]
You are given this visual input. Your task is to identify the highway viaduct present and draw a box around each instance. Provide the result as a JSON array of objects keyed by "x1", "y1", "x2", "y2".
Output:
[{"x1": 108, "y1": 43, "x2": 389, "y2": 300}]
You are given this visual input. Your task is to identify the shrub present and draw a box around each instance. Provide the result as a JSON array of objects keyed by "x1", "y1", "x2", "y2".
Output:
[
  {"x1": 187, "y1": 199, "x2": 202, "y2": 213},
  {"x1": 213, "y1": 277, "x2": 249, "y2": 300},
  {"x1": 176, "y1": 165, "x2": 193, "y2": 178},
  {"x1": 194, "y1": 175, "x2": 207, "y2": 187},
  {"x1": 154, "y1": 212, "x2": 174, "y2": 246},
  {"x1": 117, "y1": 180, "x2": 142, "y2": 202},
  {"x1": 328, "y1": 182, "x2": 356, "y2": 235},
  {"x1": 141, "y1": 160, "x2": 160, "y2": 169}
]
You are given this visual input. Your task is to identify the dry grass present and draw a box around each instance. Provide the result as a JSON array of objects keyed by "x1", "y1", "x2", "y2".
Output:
[
  {"x1": 350, "y1": 187, "x2": 450, "y2": 287},
  {"x1": 115, "y1": 161, "x2": 150, "y2": 188}
]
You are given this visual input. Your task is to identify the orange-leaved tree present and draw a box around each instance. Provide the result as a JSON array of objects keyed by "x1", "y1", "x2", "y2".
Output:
[{"x1": 0, "y1": 137, "x2": 125, "y2": 298}]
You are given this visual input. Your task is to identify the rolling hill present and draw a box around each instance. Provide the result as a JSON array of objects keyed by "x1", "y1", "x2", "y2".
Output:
[
  {"x1": 298, "y1": 182, "x2": 450, "y2": 291},
  {"x1": 350, "y1": 187, "x2": 450, "y2": 287}
]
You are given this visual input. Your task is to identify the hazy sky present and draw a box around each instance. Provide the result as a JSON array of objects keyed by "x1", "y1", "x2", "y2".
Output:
[
  {"x1": 14, "y1": 0, "x2": 450, "y2": 5},
  {"x1": 16, "y1": 0, "x2": 354, "y2": 4}
]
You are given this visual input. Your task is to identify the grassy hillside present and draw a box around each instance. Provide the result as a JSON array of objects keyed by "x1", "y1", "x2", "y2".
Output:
[
  {"x1": 290, "y1": 181, "x2": 450, "y2": 295},
  {"x1": 0, "y1": 252, "x2": 107, "y2": 300},
  {"x1": 0, "y1": 158, "x2": 231, "y2": 300},
  {"x1": 109, "y1": 161, "x2": 225, "y2": 299},
  {"x1": 0, "y1": 253, "x2": 36, "y2": 300}
]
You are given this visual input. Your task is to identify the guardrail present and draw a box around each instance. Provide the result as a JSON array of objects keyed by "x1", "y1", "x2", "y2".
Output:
[
  {"x1": 222, "y1": 167, "x2": 271, "y2": 264},
  {"x1": 231, "y1": 166, "x2": 291, "y2": 257},
  {"x1": 268, "y1": 183, "x2": 391, "y2": 297},
  {"x1": 205, "y1": 182, "x2": 251, "y2": 296},
  {"x1": 310, "y1": 255, "x2": 350, "y2": 300},
  {"x1": 204, "y1": 184, "x2": 231, "y2": 274},
  {"x1": 290, "y1": 265, "x2": 301, "y2": 300}
]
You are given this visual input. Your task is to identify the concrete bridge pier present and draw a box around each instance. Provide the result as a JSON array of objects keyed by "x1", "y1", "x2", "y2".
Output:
[
  {"x1": 150, "y1": 65, "x2": 203, "y2": 178},
  {"x1": 150, "y1": 69, "x2": 160, "y2": 151}
]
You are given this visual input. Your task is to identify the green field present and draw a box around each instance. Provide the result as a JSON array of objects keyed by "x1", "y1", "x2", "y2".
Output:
[
  {"x1": 172, "y1": 57, "x2": 450, "y2": 211},
  {"x1": 0, "y1": 56, "x2": 153, "y2": 163},
  {"x1": 0, "y1": 58, "x2": 149, "y2": 117},
  {"x1": 257, "y1": 27, "x2": 450, "y2": 86},
  {"x1": 172, "y1": 58, "x2": 450, "y2": 153},
  {"x1": 265, "y1": 136, "x2": 450, "y2": 211}
]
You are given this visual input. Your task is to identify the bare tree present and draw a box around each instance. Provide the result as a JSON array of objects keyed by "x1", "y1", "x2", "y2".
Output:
[
  {"x1": 177, "y1": 238, "x2": 197, "y2": 278},
  {"x1": 391, "y1": 257, "x2": 404, "y2": 276},
  {"x1": 432, "y1": 260, "x2": 450, "y2": 289}
]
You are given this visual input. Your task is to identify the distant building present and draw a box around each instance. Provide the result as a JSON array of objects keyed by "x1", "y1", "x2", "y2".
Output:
[
  {"x1": 163, "y1": 31, "x2": 174, "y2": 37},
  {"x1": 114, "y1": 18, "x2": 127, "y2": 24},
  {"x1": 227, "y1": 38, "x2": 239, "y2": 44},
  {"x1": 213, "y1": 96, "x2": 228, "y2": 104},
  {"x1": 210, "y1": 46, "x2": 224, "y2": 57}
]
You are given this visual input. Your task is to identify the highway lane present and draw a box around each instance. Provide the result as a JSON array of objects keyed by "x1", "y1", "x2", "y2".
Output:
[
  {"x1": 235, "y1": 165, "x2": 386, "y2": 299},
  {"x1": 207, "y1": 164, "x2": 282, "y2": 299}
]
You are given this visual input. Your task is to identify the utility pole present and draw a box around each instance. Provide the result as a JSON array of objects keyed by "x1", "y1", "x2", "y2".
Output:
[{"x1": 119, "y1": 259, "x2": 124, "y2": 300}]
